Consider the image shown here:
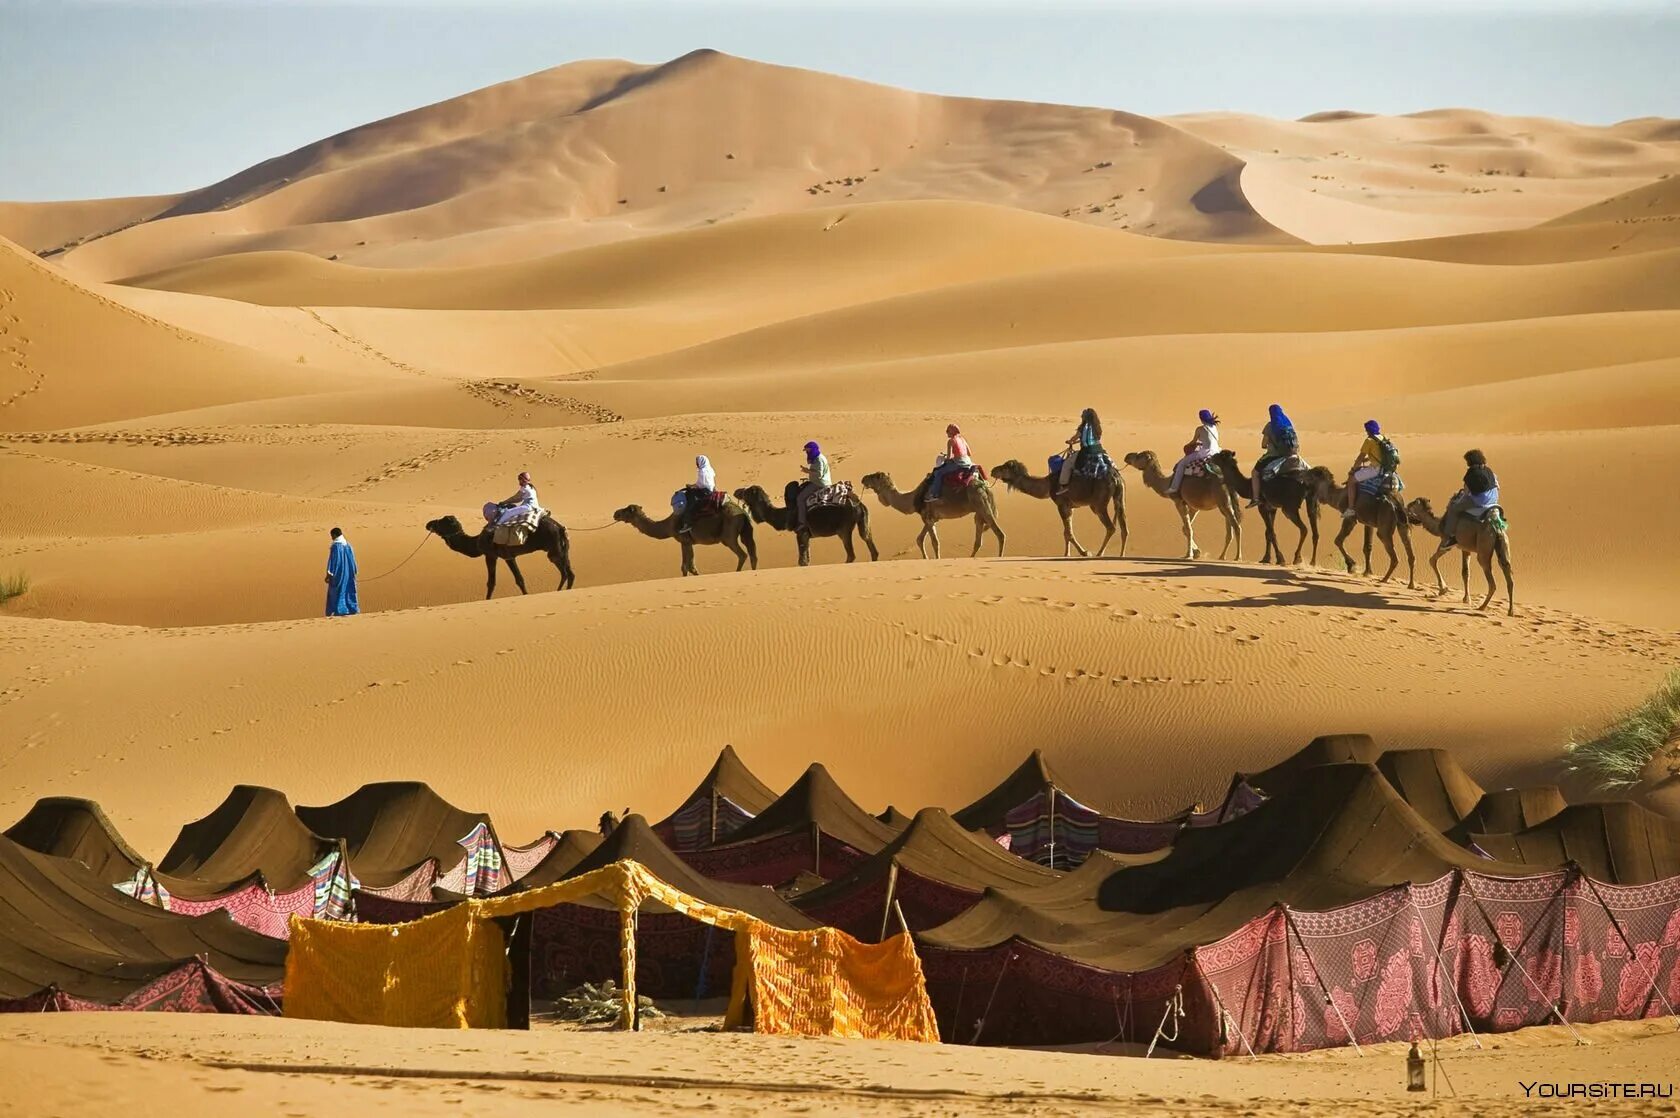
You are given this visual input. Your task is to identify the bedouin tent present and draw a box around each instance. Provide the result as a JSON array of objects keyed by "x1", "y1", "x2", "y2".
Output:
[
  {"x1": 5, "y1": 796, "x2": 156, "y2": 895},
  {"x1": 1472, "y1": 801, "x2": 1680, "y2": 885},
  {"x1": 683, "y1": 764, "x2": 903, "y2": 887},
  {"x1": 0, "y1": 835, "x2": 284, "y2": 1012},
  {"x1": 356, "y1": 815, "x2": 817, "y2": 1001},
  {"x1": 951, "y1": 750, "x2": 1263, "y2": 869},
  {"x1": 918, "y1": 763, "x2": 1680, "y2": 1052},
  {"x1": 297, "y1": 782, "x2": 510, "y2": 900},
  {"x1": 651, "y1": 744, "x2": 779, "y2": 852},
  {"x1": 284, "y1": 859, "x2": 940, "y2": 1042}
]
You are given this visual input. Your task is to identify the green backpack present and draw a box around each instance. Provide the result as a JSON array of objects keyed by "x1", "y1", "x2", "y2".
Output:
[{"x1": 1376, "y1": 436, "x2": 1401, "y2": 473}]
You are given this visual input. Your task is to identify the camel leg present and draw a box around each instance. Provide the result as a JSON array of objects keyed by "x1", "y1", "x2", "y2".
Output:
[
  {"x1": 1496, "y1": 535, "x2": 1515, "y2": 616},
  {"x1": 915, "y1": 522, "x2": 931, "y2": 560},
  {"x1": 1179, "y1": 505, "x2": 1198, "y2": 560},
  {"x1": 924, "y1": 519, "x2": 941, "y2": 560},
  {"x1": 969, "y1": 514, "x2": 986, "y2": 559},
  {"x1": 858, "y1": 513, "x2": 880, "y2": 561},
  {"x1": 1259, "y1": 507, "x2": 1280, "y2": 565},
  {"x1": 1460, "y1": 551, "x2": 1470, "y2": 604},
  {"x1": 1112, "y1": 488, "x2": 1128, "y2": 559},
  {"x1": 1092, "y1": 500, "x2": 1116, "y2": 558},
  {"x1": 483, "y1": 554, "x2": 497, "y2": 599},
  {"x1": 546, "y1": 548, "x2": 571, "y2": 591},
  {"x1": 1333, "y1": 516, "x2": 1357, "y2": 574},
  {"x1": 797, "y1": 530, "x2": 811, "y2": 568},
  {"x1": 839, "y1": 528, "x2": 856, "y2": 564},
  {"x1": 1281, "y1": 505, "x2": 1310, "y2": 566},
  {"x1": 727, "y1": 536, "x2": 749, "y2": 572},
  {"x1": 1376, "y1": 527, "x2": 1399, "y2": 584},
  {"x1": 1477, "y1": 546, "x2": 1497, "y2": 611},
  {"x1": 551, "y1": 540, "x2": 575, "y2": 590},
  {"x1": 1398, "y1": 520, "x2": 1416, "y2": 589},
  {"x1": 1059, "y1": 501, "x2": 1087, "y2": 558},
  {"x1": 1362, "y1": 524, "x2": 1375, "y2": 577},
  {"x1": 680, "y1": 539, "x2": 697, "y2": 577},
  {"x1": 1428, "y1": 547, "x2": 1449, "y2": 597},
  {"x1": 1219, "y1": 504, "x2": 1241, "y2": 561},
  {"x1": 1305, "y1": 492, "x2": 1321, "y2": 568},
  {"x1": 990, "y1": 515, "x2": 1006, "y2": 558},
  {"x1": 506, "y1": 556, "x2": 529, "y2": 595}
]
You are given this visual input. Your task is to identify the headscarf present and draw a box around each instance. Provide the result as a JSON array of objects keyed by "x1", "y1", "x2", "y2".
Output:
[
  {"x1": 1198, "y1": 409, "x2": 1218, "y2": 427},
  {"x1": 804, "y1": 441, "x2": 820, "y2": 459},
  {"x1": 696, "y1": 455, "x2": 710, "y2": 469},
  {"x1": 1268, "y1": 403, "x2": 1293, "y2": 431},
  {"x1": 1364, "y1": 419, "x2": 1381, "y2": 437},
  {"x1": 946, "y1": 424, "x2": 961, "y2": 437},
  {"x1": 518, "y1": 471, "x2": 532, "y2": 484}
]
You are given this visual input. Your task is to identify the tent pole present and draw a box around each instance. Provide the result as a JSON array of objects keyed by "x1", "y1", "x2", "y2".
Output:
[
  {"x1": 1202, "y1": 973, "x2": 1258, "y2": 1059},
  {"x1": 1580, "y1": 872, "x2": 1680, "y2": 1029},
  {"x1": 1047, "y1": 786, "x2": 1057, "y2": 869},
  {"x1": 710, "y1": 790, "x2": 719, "y2": 846},
  {"x1": 1283, "y1": 907, "x2": 1362, "y2": 1055},
  {"x1": 1459, "y1": 873, "x2": 1585, "y2": 1045},
  {"x1": 618, "y1": 902, "x2": 640, "y2": 1031},
  {"x1": 879, "y1": 861, "x2": 901, "y2": 943},
  {"x1": 972, "y1": 950, "x2": 1012, "y2": 1045},
  {"x1": 812, "y1": 821, "x2": 821, "y2": 877},
  {"x1": 1408, "y1": 881, "x2": 1481, "y2": 1049}
]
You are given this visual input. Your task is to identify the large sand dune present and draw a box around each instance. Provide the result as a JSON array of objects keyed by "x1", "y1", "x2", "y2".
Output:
[{"x1": 2, "y1": 48, "x2": 1679, "y2": 1103}]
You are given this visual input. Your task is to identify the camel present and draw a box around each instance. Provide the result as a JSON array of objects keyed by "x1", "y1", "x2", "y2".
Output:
[
  {"x1": 859, "y1": 471, "x2": 1005, "y2": 559},
  {"x1": 613, "y1": 500, "x2": 757, "y2": 576},
  {"x1": 1210, "y1": 451, "x2": 1319, "y2": 567},
  {"x1": 1405, "y1": 497, "x2": 1514, "y2": 615},
  {"x1": 733, "y1": 482, "x2": 879, "y2": 566},
  {"x1": 1122, "y1": 451, "x2": 1242, "y2": 561},
  {"x1": 425, "y1": 514, "x2": 575, "y2": 598},
  {"x1": 991, "y1": 459, "x2": 1128, "y2": 558},
  {"x1": 1308, "y1": 468, "x2": 1416, "y2": 588}
]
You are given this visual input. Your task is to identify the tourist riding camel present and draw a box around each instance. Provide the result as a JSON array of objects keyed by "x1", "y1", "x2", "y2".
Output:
[
  {"x1": 1167, "y1": 410, "x2": 1222, "y2": 496},
  {"x1": 1056, "y1": 408, "x2": 1108, "y2": 493},
  {"x1": 1124, "y1": 449, "x2": 1242, "y2": 560},
  {"x1": 991, "y1": 450, "x2": 1127, "y2": 558},
  {"x1": 926, "y1": 424, "x2": 974, "y2": 504},
  {"x1": 1343, "y1": 419, "x2": 1404, "y2": 521},
  {"x1": 1212, "y1": 451, "x2": 1318, "y2": 566},
  {"x1": 1249, "y1": 403, "x2": 1306, "y2": 508},
  {"x1": 795, "y1": 441, "x2": 831, "y2": 530},
  {"x1": 674, "y1": 454, "x2": 720, "y2": 538},
  {"x1": 1436, "y1": 449, "x2": 1501, "y2": 553},
  {"x1": 1406, "y1": 493, "x2": 1514, "y2": 614},
  {"x1": 861, "y1": 471, "x2": 1005, "y2": 559},
  {"x1": 733, "y1": 481, "x2": 879, "y2": 565},
  {"x1": 426, "y1": 512, "x2": 575, "y2": 597},
  {"x1": 1313, "y1": 467, "x2": 1415, "y2": 587},
  {"x1": 614, "y1": 499, "x2": 757, "y2": 577}
]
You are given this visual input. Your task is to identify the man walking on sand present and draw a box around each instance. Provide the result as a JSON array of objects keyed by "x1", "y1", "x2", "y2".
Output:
[{"x1": 324, "y1": 527, "x2": 359, "y2": 616}]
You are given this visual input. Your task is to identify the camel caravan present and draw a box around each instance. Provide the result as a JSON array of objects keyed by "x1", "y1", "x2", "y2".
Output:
[{"x1": 427, "y1": 409, "x2": 1515, "y2": 614}]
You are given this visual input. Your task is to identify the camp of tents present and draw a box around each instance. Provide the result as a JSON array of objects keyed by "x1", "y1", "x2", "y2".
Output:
[{"x1": 5, "y1": 738, "x2": 1680, "y2": 1054}]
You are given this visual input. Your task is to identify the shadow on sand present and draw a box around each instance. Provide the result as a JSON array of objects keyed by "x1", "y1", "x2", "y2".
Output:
[{"x1": 1002, "y1": 555, "x2": 1433, "y2": 615}]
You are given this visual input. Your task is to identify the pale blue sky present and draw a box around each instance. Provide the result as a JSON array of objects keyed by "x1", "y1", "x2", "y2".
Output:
[{"x1": 1, "y1": 1, "x2": 1676, "y2": 201}]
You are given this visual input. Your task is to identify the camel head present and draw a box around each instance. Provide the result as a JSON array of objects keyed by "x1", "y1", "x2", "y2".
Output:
[
  {"x1": 991, "y1": 460, "x2": 1029, "y2": 490},
  {"x1": 1304, "y1": 465, "x2": 1338, "y2": 498},
  {"x1": 425, "y1": 515, "x2": 464, "y2": 537},
  {"x1": 732, "y1": 486, "x2": 772, "y2": 522},
  {"x1": 860, "y1": 471, "x2": 892, "y2": 492},
  {"x1": 1404, "y1": 496, "x2": 1434, "y2": 524},
  {"x1": 612, "y1": 505, "x2": 642, "y2": 524},
  {"x1": 1122, "y1": 451, "x2": 1158, "y2": 472}
]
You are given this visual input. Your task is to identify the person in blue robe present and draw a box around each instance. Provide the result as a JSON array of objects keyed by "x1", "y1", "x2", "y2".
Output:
[{"x1": 324, "y1": 527, "x2": 359, "y2": 616}]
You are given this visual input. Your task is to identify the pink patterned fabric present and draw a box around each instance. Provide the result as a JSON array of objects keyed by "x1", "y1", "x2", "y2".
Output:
[
  {"x1": 165, "y1": 877, "x2": 318, "y2": 939},
  {"x1": 503, "y1": 832, "x2": 560, "y2": 882},
  {"x1": 356, "y1": 859, "x2": 438, "y2": 902}
]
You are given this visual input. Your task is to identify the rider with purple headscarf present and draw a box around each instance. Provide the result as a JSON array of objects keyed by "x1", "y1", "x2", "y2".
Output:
[{"x1": 796, "y1": 440, "x2": 831, "y2": 530}]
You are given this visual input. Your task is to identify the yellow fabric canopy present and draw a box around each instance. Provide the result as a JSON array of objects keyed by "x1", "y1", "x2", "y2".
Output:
[{"x1": 283, "y1": 859, "x2": 939, "y2": 1042}]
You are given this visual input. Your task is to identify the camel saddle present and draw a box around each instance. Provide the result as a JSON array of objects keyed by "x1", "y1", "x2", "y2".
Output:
[
  {"x1": 806, "y1": 481, "x2": 856, "y2": 509},
  {"x1": 942, "y1": 464, "x2": 987, "y2": 491},
  {"x1": 1182, "y1": 458, "x2": 1222, "y2": 480},
  {"x1": 492, "y1": 510, "x2": 541, "y2": 547}
]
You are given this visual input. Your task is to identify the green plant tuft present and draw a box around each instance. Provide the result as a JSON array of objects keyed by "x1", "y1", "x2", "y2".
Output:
[
  {"x1": 0, "y1": 572, "x2": 28, "y2": 605},
  {"x1": 1563, "y1": 668, "x2": 1680, "y2": 790}
]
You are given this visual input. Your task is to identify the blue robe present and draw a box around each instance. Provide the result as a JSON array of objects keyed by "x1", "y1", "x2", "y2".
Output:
[{"x1": 325, "y1": 539, "x2": 359, "y2": 616}]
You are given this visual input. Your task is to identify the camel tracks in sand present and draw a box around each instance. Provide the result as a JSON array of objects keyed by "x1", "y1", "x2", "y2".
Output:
[
  {"x1": 301, "y1": 308, "x2": 444, "y2": 381},
  {"x1": 460, "y1": 380, "x2": 622, "y2": 425},
  {"x1": 0, "y1": 287, "x2": 44, "y2": 409},
  {"x1": 330, "y1": 442, "x2": 474, "y2": 496}
]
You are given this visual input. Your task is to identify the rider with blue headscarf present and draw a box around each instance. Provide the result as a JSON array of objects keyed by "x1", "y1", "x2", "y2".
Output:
[{"x1": 1249, "y1": 403, "x2": 1302, "y2": 507}]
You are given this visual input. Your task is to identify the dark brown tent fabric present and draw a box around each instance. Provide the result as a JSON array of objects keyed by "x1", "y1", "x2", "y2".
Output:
[
  {"x1": 1373, "y1": 749, "x2": 1487, "y2": 836},
  {"x1": 0, "y1": 836, "x2": 285, "y2": 1001},
  {"x1": 1472, "y1": 801, "x2": 1680, "y2": 884},
  {"x1": 951, "y1": 750, "x2": 1068, "y2": 832},
  {"x1": 923, "y1": 764, "x2": 1540, "y2": 972},
  {"x1": 1241, "y1": 734, "x2": 1382, "y2": 796},
  {"x1": 877, "y1": 806, "x2": 912, "y2": 828},
  {"x1": 1459, "y1": 785, "x2": 1568, "y2": 838},
  {"x1": 156, "y1": 785, "x2": 342, "y2": 897},
  {"x1": 295, "y1": 782, "x2": 492, "y2": 888},
  {"x1": 650, "y1": 745, "x2": 777, "y2": 850},
  {"x1": 795, "y1": 808, "x2": 1060, "y2": 940},
  {"x1": 720, "y1": 763, "x2": 899, "y2": 851},
  {"x1": 4, "y1": 798, "x2": 150, "y2": 886},
  {"x1": 492, "y1": 830, "x2": 604, "y2": 892}
]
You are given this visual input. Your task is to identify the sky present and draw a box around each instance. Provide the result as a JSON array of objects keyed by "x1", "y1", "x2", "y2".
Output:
[{"x1": 1, "y1": 0, "x2": 1677, "y2": 201}]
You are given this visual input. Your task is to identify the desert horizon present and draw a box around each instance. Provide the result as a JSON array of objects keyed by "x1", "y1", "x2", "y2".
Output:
[{"x1": 3, "y1": 23, "x2": 1679, "y2": 1118}]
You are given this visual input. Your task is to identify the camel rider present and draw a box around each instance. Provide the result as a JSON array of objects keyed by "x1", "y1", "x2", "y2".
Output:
[
  {"x1": 1167, "y1": 409, "x2": 1221, "y2": 496},
  {"x1": 493, "y1": 471, "x2": 543, "y2": 527},
  {"x1": 926, "y1": 424, "x2": 972, "y2": 504},
  {"x1": 1057, "y1": 408, "x2": 1105, "y2": 491},
  {"x1": 1344, "y1": 419, "x2": 1403, "y2": 520},
  {"x1": 796, "y1": 441, "x2": 832, "y2": 530},
  {"x1": 1249, "y1": 403, "x2": 1301, "y2": 508},
  {"x1": 1437, "y1": 449, "x2": 1500, "y2": 551},
  {"x1": 675, "y1": 455, "x2": 718, "y2": 537}
]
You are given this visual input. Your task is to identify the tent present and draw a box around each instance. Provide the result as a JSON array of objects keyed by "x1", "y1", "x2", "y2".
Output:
[
  {"x1": 0, "y1": 835, "x2": 284, "y2": 1009},
  {"x1": 1473, "y1": 802, "x2": 1680, "y2": 885},
  {"x1": 795, "y1": 808, "x2": 1062, "y2": 941},
  {"x1": 685, "y1": 764, "x2": 902, "y2": 887},
  {"x1": 297, "y1": 782, "x2": 509, "y2": 899},
  {"x1": 952, "y1": 750, "x2": 1261, "y2": 869},
  {"x1": 1459, "y1": 785, "x2": 1568, "y2": 838},
  {"x1": 651, "y1": 745, "x2": 778, "y2": 851},
  {"x1": 5, "y1": 797, "x2": 153, "y2": 891},
  {"x1": 1372, "y1": 749, "x2": 1487, "y2": 837},
  {"x1": 284, "y1": 859, "x2": 940, "y2": 1042}
]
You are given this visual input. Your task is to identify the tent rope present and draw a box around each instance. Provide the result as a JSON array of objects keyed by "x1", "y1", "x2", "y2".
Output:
[
  {"x1": 971, "y1": 951, "x2": 1012, "y2": 1045},
  {"x1": 1407, "y1": 885, "x2": 1482, "y2": 1049},
  {"x1": 1459, "y1": 873, "x2": 1586, "y2": 1045},
  {"x1": 1284, "y1": 906, "x2": 1363, "y2": 1055},
  {"x1": 1580, "y1": 872, "x2": 1680, "y2": 1029},
  {"x1": 1145, "y1": 983, "x2": 1185, "y2": 1058}
]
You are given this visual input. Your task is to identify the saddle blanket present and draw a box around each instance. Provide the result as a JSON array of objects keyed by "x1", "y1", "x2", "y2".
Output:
[
  {"x1": 807, "y1": 481, "x2": 855, "y2": 508},
  {"x1": 1260, "y1": 455, "x2": 1310, "y2": 480},
  {"x1": 1355, "y1": 470, "x2": 1403, "y2": 498}
]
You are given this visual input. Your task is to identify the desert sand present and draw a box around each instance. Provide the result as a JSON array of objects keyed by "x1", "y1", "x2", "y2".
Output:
[{"x1": 3, "y1": 50, "x2": 1679, "y2": 1114}]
